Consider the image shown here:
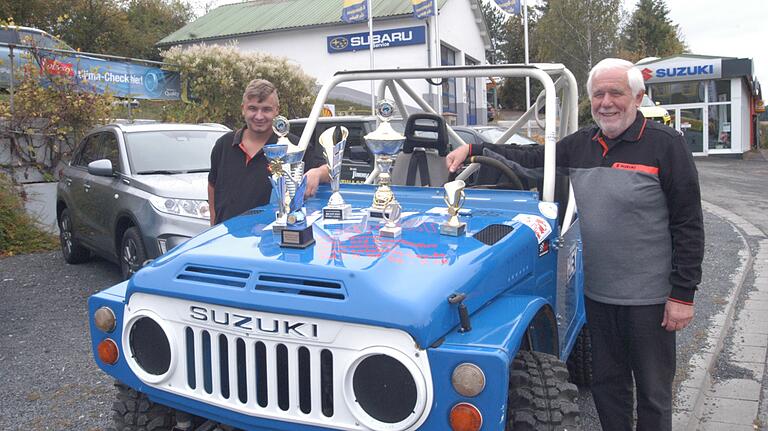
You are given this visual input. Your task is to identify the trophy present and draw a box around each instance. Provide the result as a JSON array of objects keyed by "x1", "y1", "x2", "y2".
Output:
[
  {"x1": 319, "y1": 126, "x2": 352, "y2": 220},
  {"x1": 440, "y1": 180, "x2": 467, "y2": 236},
  {"x1": 379, "y1": 201, "x2": 402, "y2": 238},
  {"x1": 264, "y1": 116, "x2": 315, "y2": 248},
  {"x1": 364, "y1": 99, "x2": 405, "y2": 219}
]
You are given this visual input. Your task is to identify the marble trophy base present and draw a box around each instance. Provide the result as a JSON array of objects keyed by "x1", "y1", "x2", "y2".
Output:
[
  {"x1": 440, "y1": 221, "x2": 466, "y2": 237},
  {"x1": 280, "y1": 224, "x2": 315, "y2": 248},
  {"x1": 323, "y1": 203, "x2": 352, "y2": 220},
  {"x1": 379, "y1": 225, "x2": 401, "y2": 238}
]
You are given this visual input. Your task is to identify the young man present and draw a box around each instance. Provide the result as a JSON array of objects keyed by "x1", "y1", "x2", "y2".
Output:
[
  {"x1": 446, "y1": 58, "x2": 704, "y2": 431},
  {"x1": 208, "y1": 79, "x2": 329, "y2": 225}
]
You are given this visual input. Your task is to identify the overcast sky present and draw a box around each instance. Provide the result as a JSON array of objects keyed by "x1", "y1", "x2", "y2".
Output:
[{"x1": 188, "y1": 0, "x2": 767, "y2": 91}]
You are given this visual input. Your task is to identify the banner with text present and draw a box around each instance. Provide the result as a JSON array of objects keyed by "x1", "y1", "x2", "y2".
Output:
[
  {"x1": 38, "y1": 52, "x2": 181, "y2": 100},
  {"x1": 410, "y1": 0, "x2": 435, "y2": 19},
  {"x1": 341, "y1": 0, "x2": 368, "y2": 23}
]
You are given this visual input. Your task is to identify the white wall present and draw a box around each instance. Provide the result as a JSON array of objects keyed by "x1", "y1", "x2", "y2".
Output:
[{"x1": 179, "y1": 0, "x2": 488, "y2": 124}]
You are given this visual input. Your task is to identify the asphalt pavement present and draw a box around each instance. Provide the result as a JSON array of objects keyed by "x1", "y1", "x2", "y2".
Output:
[{"x1": 0, "y1": 153, "x2": 766, "y2": 431}]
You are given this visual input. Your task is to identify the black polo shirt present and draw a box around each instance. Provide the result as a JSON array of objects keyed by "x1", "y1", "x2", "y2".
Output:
[{"x1": 208, "y1": 126, "x2": 325, "y2": 224}]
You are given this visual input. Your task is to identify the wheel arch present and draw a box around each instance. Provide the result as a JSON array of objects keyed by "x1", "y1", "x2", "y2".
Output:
[{"x1": 113, "y1": 211, "x2": 140, "y2": 256}]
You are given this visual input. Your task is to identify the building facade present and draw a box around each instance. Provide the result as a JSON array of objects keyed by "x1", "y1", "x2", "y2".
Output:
[
  {"x1": 159, "y1": 0, "x2": 491, "y2": 126},
  {"x1": 638, "y1": 55, "x2": 762, "y2": 156}
]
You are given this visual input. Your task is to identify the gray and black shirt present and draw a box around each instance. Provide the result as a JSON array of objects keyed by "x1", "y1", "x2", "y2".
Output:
[{"x1": 469, "y1": 115, "x2": 704, "y2": 306}]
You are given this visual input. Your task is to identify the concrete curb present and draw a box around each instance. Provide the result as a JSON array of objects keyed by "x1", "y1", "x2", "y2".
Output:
[{"x1": 672, "y1": 200, "x2": 758, "y2": 430}]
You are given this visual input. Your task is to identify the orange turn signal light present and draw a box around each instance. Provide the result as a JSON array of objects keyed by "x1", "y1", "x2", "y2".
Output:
[
  {"x1": 98, "y1": 338, "x2": 119, "y2": 365},
  {"x1": 449, "y1": 402, "x2": 483, "y2": 431}
]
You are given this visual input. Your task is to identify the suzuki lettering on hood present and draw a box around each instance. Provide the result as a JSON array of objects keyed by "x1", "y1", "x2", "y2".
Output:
[{"x1": 188, "y1": 305, "x2": 331, "y2": 342}]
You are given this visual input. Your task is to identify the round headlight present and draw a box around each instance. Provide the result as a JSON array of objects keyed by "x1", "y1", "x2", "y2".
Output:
[
  {"x1": 94, "y1": 306, "x2": 116, "y2": 332},
  {"x1": 128, "y1": 316, "x2": 171, "y2": 375},
  {"x1": 352, "y1": 354, "x2": 418, "y2": 424},
  {"x1": 451, "y1": 363, "x2": 486, "y2": 397}
]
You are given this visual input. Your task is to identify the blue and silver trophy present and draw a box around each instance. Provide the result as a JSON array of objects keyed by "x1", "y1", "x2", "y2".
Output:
[
  {"x1": 264, "y1": 116, "x2": 315, "y2": 248},
  {"x1": 319, "y1": 126, "x2": 352, "y2": 220},
  {"x1": 364, "y1": 99, "x2": 405, "y2": 219}
]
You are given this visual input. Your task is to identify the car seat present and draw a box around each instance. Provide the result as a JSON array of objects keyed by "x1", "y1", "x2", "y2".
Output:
[{"x1": 390, "y1": 113, "x2": 451, "y2": 187}]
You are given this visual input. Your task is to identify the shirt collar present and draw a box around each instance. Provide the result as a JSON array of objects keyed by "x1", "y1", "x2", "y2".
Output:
[
  {"x1": 230, "y1": 126, "x2": 280, "y2": 147},
  {"x1": 591, "y1": 114, "x2": 648, "y2": 144}
]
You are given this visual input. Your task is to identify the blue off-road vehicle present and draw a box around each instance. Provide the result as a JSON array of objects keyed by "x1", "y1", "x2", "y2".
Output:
[{"x1": 88, "y1": 64, "x2": 589, "y2": 431}]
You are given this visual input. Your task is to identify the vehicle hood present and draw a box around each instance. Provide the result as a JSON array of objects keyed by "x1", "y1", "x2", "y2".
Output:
[
  {"x1": 129, "y1": 173, "x2": 208, "y2": 200},
  {"x1": 638, "y1": 106, "x2": 669, "y2": 118},
  {"x1": 128, "y1": 185, "x2": 556, "y2": 348}
]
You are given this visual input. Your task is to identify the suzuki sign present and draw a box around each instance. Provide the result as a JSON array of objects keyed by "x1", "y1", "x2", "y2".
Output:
[{"x1": 640, "y1": 58, "x2": 722, "y2": 83}]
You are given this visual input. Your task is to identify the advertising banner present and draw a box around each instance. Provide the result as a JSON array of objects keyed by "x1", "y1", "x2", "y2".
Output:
[
  {"x1": 493, "y1": 0, "x2": 521, "y2": 15},
  {"x1": 640, "y1": 57, "x2": 722, "y2": 84},
  {"x1": 341, "y1": 0, "x2": 368, "y2": 23},
  {"x1": 410, "y1": 0, "x2": 435, "y2": 19},
  {"x1": 37, "y1": 52, "x2": 181, "y2": 100},
  {"x1": 327, "y1": 26, "x2": 426, "y2": 53}
]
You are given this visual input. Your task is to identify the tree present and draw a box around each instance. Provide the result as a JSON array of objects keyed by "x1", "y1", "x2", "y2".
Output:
[
  {"x1": 534, "y1": 0, "x2": 622, "y2": 93},
  {"x1": 0, "y1": 0, "x2": 193, "y2": 61},
  {"x1": 619, "y1": 0, "x2": 686, "y2": 61},
  {"x1": 481, "y1": 1, "x2": 511, "y2": 64},
  {"x1": 161, "y1": 44, "x2": 317, "y2": 128}
]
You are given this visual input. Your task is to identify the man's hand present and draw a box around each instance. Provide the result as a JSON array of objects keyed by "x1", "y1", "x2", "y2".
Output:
[
  {"x1": 303, "y1": 166, "x2": 330, "y2": 198},
  {"x1": 446, "y1": 145, "x2": 470, "y2": 173},
  {"x1": 661, "y1": 300, "x2": 694, "y2": 332}
]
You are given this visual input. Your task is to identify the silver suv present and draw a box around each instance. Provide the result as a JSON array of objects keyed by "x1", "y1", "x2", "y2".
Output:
[{"x1": 56, "y1": 122, "x2": 229, "y2": 279}]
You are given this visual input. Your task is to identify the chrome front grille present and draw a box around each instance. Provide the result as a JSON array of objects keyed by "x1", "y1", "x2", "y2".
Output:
[{"x1": 122, "y1": 293, "x2": 434, "y2": 431}]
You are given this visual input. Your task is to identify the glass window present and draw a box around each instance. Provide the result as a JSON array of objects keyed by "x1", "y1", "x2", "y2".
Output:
[
  {"x1": 708, "y1": 104, "x2": 731, "y2": 150},
  {"x1": 649, "y1": 81, "x2": 705, "y2": 105},
  {"x1": 441, "y1": 45, "x2": 457, "y2": 113},
  {"x1": 124, "y1": 130, "x2": 227, "y2": 174},
  {"x1": 707, "y1": 80, "x2": 731, "y2": 102},
  {"x1": 73, "y1": 134, "x2": 104, "y2": 167},
  {"x1": 101, "y1": 132, "x2": 121, "y2": 172},
  {"x1": 465, "y1": 56, "x2": 478, "y2": 125}
]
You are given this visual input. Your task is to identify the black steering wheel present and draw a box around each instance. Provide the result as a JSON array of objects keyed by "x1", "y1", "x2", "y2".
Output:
[{"x1": 466, "y1": 155, "x2": 525, "y2": 190}]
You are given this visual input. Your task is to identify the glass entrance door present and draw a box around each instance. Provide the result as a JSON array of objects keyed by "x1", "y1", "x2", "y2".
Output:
[{"x1": 669, "y1": 107, "x2": 706, "y2": 155}]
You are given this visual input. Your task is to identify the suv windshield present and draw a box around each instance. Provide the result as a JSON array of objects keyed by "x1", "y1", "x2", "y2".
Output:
[
  {"x1": 125, "y1": 130, "x2": 226, "y2": 174},
  {"x1": 641, "y1": 95, "x2": 657, "y2": 107}
]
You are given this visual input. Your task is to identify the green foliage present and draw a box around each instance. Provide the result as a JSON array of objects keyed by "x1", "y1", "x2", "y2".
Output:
[
  {"x1": 0, "y1": 173, "x2": 58, "y2": 257},
  {"x1": 0, "y1": 49, "x2": 115, "y2": 179},
  {"x1": 161, "y1": 44, "x2": 317, "y2": 129},
  {"x1": 620, "y1": 0, "x2": 686, "y2": 61},
  {"x1": 535, "y1": 0, "x2": 623, "y2": 93},
  {"x1": 0, "y1": 0, "x2": 193, "y2": 61}
]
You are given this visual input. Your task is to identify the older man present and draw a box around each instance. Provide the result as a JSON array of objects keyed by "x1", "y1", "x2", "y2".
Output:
[
  {"x1": 446, "y1": 58, "x2": 704, "y2": 431},
  {"x1": 208, "y1": 79, "x2": 329, "y2": 225}
]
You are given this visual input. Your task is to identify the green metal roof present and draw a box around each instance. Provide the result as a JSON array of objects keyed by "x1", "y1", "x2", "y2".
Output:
[{"x1": 158, "y1": 0, "x2": 449, "y2": 46}]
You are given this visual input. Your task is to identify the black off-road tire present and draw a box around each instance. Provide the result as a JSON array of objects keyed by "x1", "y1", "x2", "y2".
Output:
[
  {"x1": 109, "y1": 382, "x2": 174, "y2": 431},
  {"x1": 507, "y1": 350, "x2": 581, "y2": 431},
  {"x1": 566, "y1": 326, "x2": 593, "y2": 387},
  {"x1": 59, "y1": 208, "x2": 90, "y2": 264},
  {"x1": 120, "y1": 227, "x2": 147, "y2": 280}
]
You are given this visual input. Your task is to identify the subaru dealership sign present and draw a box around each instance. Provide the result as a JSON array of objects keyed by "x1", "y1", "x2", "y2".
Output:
[
  {"x1": 640, "y1": 57, "x2": 722, "y2": 83},
  {"x1": 327, "y1": 26, "x2": 426, "y2": 53}
]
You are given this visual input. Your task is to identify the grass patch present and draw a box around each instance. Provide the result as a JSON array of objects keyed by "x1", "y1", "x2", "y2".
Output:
[{"x1": 0, "y1": 174, "x2": 58, "y2": 257}]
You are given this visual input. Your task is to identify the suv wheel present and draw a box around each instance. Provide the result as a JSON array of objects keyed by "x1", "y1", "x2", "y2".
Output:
[
  {"x1": 120, "y1": 227, "x2": 147, "y2": 280},
  {"x1": 506, "y1": 350, "x2": 580, "y2": 430},
  {"x1": 567, "y1": 326, "x2": 593, "y2": 387},
  {"x1": 110, "y1": 382, "x2": 174, "y2": 431},
  {"x1": 59, "y1": 208, "x2": 90, "y2": 264}
]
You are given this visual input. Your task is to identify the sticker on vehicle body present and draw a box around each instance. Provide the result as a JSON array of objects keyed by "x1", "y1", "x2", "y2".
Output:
[
  {"x1": 538, "y1": 202, "x2": 558, "y2": 219},
  {"x1": 538, "y1": 239, "x2": 550, "y2": 256},
  {"x1": 513, "y1": 214, "x2": 552, "y2": 244}
]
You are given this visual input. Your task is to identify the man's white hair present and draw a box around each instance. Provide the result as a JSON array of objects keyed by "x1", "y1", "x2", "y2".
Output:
[{"x1": 587, "y1": 58, "x2": 645, "y2": 97}]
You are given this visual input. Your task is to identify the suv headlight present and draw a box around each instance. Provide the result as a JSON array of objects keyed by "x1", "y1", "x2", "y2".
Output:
[{"x1": 149, "y1": 195, "x2": 209, "y2": 220}]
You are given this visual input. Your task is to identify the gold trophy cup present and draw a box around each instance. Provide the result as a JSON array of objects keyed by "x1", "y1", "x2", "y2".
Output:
[{"x1": 440, "y1": 180, "x2": 467, "y2": 236}]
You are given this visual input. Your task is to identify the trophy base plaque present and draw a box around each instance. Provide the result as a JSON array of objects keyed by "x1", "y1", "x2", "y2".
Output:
[
  {"x1": 280, "y1": 225, "x2": 315, "y2": 249},
  {"x1": 380, "y1": 225, "x2": 402, "y2": 238},
  {"x1": 323, "y1": 204, "x2": 352, "y2": 220},
  {"x1": 440, "y1": 222, "x2": 467, "y2": 237},
  {"x1": 368, "y1": 207, "x2": 386, "y2": 219}
]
